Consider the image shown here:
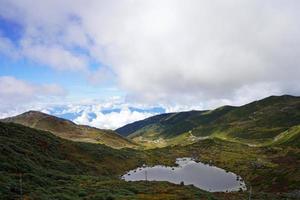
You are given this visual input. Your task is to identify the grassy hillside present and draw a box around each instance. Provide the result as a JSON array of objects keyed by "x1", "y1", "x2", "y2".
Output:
[
  {"x1": 0, "y1": 122, "x2": 241, "y2": 200},
  {"x1": 1, "y1": 122, "x2": 299, "y2": 199},
  {"x1": 151, "y1": 138, "x2": 300, "y2": 199},
  {"x1": 116, "y1": 113, "x2": 177, "y2": 137},
  {"x1": 272, "y1": 125, "x2": 300, "y2": 147},
  {"x1": 116, "y1": 95, "x2": 300, "y2": 147},
  {"x1": 1, "y1": 111, "x2": 135, "y2": 149}
]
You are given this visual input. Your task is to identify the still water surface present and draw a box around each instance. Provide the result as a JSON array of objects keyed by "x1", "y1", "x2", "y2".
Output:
[{"x1": 122, "y1": 157, "x2": 247, "y2": 192}]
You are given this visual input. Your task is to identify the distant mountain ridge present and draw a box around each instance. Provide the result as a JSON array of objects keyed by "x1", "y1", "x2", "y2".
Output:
[
  {"x1": 116, "y1": 95, "x2": 300, "y2": 147},
  {"x1": 1, "y1": 111, "x2": 135, "y2": 149}
]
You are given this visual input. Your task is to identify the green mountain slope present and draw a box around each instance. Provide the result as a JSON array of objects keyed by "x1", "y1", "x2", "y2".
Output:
[
  {"x1": 116, "y1": 95, "x2": 300, "y2": 147},
  {"x1": 0, "y1": 122, "x2": 234, "y2": 200},
  {"x1": 1, "y1": 111, "x2": 135, "y2": 149},
  {"x1": 1, "y1": 122, "x2": 299, "y2": 199},
  {"x1": 272, "y1": 125, "x2": 300, "y2": 147}
]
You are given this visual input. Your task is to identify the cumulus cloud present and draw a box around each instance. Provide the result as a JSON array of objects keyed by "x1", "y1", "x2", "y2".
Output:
[
  {"x1": 0, "y1": 76, "x2": 66, "y2": 113},
  {"x1": 21, "y1": 40, "x2": 88, "y2": 71},
  {"x1": 0, "y1": 0, "x2": 89, "y2": 71},
  {"x1": 74, "y1": 107, "x2": 154, "y2": 130},
  {"x1": 48, "y1": 97, "x2": 157, "y2": 129},
  {"x1": 88, "y1": 66, "x2": 116, "y2": 85},
  {"x1": 0, "y1": 0, "x2": 300, "y2": 108},
  {"x1": 85, "y1": 0, "x2": 300, "y2": 105},
  {"x1": 16, "y1": 96, "x2": 158, "y2": 129},
  {"x1": 0, "y1": 32, "x2": 88, "y2": 72}
]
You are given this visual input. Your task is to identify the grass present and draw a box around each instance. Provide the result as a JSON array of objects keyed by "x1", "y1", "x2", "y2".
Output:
[
  {"x1": 117, "y1": 95, "x2": 300, "y2": 148},
  {"x1": 0, "y1": 122, "x2": 225, "y2": 200},
  {"x1": 1, "y1": 121, "x2": 299, "y2": 199},
  {"x1": 148, "y1": 138, "x2": 300, "y2": 199},
  {"x1": 271, "y1": 125, "x2": 300, "y2": 147},
  {"x1": 1, "y1": 111, "x2": 136, "y2": 149}
]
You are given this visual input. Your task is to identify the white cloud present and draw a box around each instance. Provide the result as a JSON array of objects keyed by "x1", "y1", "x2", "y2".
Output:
[
  {"x1": 0, "y1": 0, "x2": 299, "y2": 108},
  {"x1": 0, "y1": 76, "x2": 65, "y2": 97},
  {"x1": 88, "y1": 66, "x2": 115, "y2": 85},
  {"x1": 0, "y1": 32, "x2": 88, "y2": 72},
  {"x1": 21, "y1": 40, "x2": 88, "y2": 71},
  {"x1": 0, "y1": 76, "x2": 66, "y2": 114},
  {"x1": 86, "y1": 0, "x2": 300, "y2": 105},
  {"x1": 74, "y1": 107, "x2": 153, "y2": 130},
  {"x1": 47, "y1": 97, "x2": 157, "y2": 129},
  {"x1": 15, "y1": 96, "x2": 157, "y2": 129}
]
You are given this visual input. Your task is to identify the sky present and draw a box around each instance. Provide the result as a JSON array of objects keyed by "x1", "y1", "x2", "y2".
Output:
[{"x1": 0, "y1": 0, "x2": 299, "y2": 129}]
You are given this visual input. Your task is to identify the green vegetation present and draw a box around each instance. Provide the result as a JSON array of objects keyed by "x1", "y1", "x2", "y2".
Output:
[
  {"x1": 150, "y1": 138, "x2": 300, "y2": 199},
  {"x1": 1, "y1": 111, "x2": 135, "y2": 149},
  {"x1": 1, "y1": 95, "x2": 299, "y2": 199},
  {"x1": 117, "y1": 95, "x2": 300, "y2": 148},
  {"x1": 272, "y1": 125, "x2": 300, "y2": 147},
  {"x1": 1, "y1": 121, "x2": 299, "y2": 199},
  {"x1": 0, "y1": 122, "x2": 227, "y2": 200}
]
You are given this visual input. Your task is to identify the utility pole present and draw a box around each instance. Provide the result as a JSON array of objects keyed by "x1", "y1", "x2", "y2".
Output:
[
  {"x1": 248, "y1": 185, "x2": 252, "y2": 200},
  {"x1": 145, "y1": 170, "x2": 148, "y2": 181},
  {"x1": 19, "y1": 173, "x2": 23, "y2": 200}
]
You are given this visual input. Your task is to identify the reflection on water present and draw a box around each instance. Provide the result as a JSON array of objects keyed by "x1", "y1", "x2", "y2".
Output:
[{"x1": 122, "y1": 157, "x2": 247, "y2": 192}]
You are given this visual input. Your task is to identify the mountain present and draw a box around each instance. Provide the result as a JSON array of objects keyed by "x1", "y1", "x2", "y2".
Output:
[
  {"x1": 1, "y1": 111, "x2": 135, "y2": 149},
  {"x1": 116, "y1": 95, "x2": 300, "y2": 147},
  {"x1": 1, "y1": 121, "x2": 299, "y2": 199},
  {"x1": 0, "y1": 122, "x2": 226, "y2": 200},
  {"x1": 272, "y1": 125, "x2": 300, "y2": 147}
]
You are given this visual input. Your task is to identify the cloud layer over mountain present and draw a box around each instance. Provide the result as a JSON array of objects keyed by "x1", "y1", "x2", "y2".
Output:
[
  {"x1": 0, "y1": 0, "x2": 300, "y2": 128},
  {"x1": 2, "y1": 0, "x2": 300, "y2": 104}
]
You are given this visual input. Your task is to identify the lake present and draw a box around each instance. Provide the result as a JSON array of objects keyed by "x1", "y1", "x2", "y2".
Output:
[{"x1": 122, "y1": 157, "x2": 247, "y2": 192}]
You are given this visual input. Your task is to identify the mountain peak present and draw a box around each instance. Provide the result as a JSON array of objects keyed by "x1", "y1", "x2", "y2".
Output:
[
  {"x1": 260, "y1": 94, "x2": 298, "y2": 101},
  {"x1": 1, "y1": 110, "x2": 135, "y2": 149},
  {"x1": 21, "y1": 110, "x2": 50, "y2": 117},
  {"x1": 23, "y1": 110, "x2": 45, "y2": 114}
]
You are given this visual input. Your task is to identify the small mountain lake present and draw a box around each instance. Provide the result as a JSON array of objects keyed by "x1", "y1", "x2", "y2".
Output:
[{"x1": 122, "y1": 158, "x2": 247, "y2": 192}]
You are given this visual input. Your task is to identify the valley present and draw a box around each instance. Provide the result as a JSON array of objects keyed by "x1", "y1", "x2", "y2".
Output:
[{"x1": 0, "y1": 95, "x2": 299, "y2": 199}]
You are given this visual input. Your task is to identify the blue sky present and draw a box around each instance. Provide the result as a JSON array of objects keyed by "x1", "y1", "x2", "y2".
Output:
[
  {"x1": 0, "y1": 14, "x2": 163, "y2": 129},
  {"x1": 0, "y1": 0, "x2": 299, "y2": 129},
  {"x1": 0, "y1": 17, "x2": 124, "y2": 104},
  {"x1": 0, "y1": 15, "x2": 120, "y2": 100}
]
